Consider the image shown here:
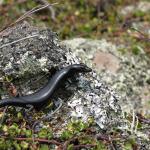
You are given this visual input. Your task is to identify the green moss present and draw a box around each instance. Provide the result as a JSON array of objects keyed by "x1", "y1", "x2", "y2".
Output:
[
  {"x1": 60, "y1": 119, "x2": 91, "y2": 140},
  {"x1": 39, "y1": 144, "x2": 49, "y2": 150},
  {"x1": 67, "y1": 120, "x2": 89, "y2": 133},
  {"x1": 20, "y1": 141, "x2": 29, "y2": 149},
  {"x1": 13, "y1": 141, "x2": 22, "y2": 150},
  {"x1": 79, "y1": 136, "x2": 94, "y2": 144},
  {"x1": 123, "y1": 142, "x2": 133, "y2": 150},
  {"x1": 8, "y1": 123, "x2": 21, "y2": 136},
  {"x1": 123, "y1": 138, "x2": 136, "y2": 150},
  {"x1": 132, "y1": 46, "x2": 141, "y2": 55},
  {"x1": 67, "y1": 144, "x2": 74, "y2": 150},
  {"x1": 20, "y1": 128, "x2": 32, "y2": 138},
  {"x1": 118, "y1": 48, "x2": 127, "y2": 54},
  {"x1": 133, "y1": 10, "x2": 146, "y2": 18},
  {"x1": 38, "y1": 128, "x2": 53, "y2": 139},
  {"x1": 60, "y1": 130, "x2": 73, "y2": 140},
  {"x1": 95, "y1": 141, "x2": 107, "y2": 150},
  {"x1": 0, "y1": 0, "x2": 149, "y2": 40}
]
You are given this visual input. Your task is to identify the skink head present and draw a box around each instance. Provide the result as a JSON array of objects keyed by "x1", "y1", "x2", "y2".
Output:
[{"x1": 70, "y1": 64, "x2": 92, "y2": 73}]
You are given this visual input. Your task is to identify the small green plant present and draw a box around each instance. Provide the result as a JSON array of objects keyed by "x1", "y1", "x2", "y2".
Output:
[{"x1": 60, "y1": 119, "x2": 91, "y2": 140}]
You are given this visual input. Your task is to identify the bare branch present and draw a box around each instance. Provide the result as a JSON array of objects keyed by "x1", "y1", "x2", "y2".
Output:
[
  {"x1": 1, "y1": 136, "x2": 61, "y2": 146},
  {"x1": 35, "y1": 0, "x2": 57, "y2": 20},
  {"x1": 0, "y1": 34, "x2": 38, "y2": 49}
]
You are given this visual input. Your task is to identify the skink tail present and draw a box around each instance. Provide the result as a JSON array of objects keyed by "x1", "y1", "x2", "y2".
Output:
[{"x1": 0, "y1": 98, "x2": 27, "y2": 108}]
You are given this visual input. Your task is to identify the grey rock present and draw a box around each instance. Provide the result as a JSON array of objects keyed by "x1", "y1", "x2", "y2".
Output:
[
  {"x1": 120, "y1": 1, "x2": 150, "y2": 16},
  {"x1": 0, "y1": 21, "x2": 78, "y2": 95},
  {"x1": 0, "y1": 21, "x2": 66, "y2": 78},
  {"x1": 61, "y1": 38, "x2": 150, "y2": 115},
  {"x1": 0, "y1": 22, "x2": 124, "y2": 131}
]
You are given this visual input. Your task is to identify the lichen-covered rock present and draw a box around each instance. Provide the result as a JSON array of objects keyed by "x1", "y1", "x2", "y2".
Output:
[
  {"x1": 61, "y1": 38, "x2": 150, "y2": 115},
  {"x1": 0, "y1": 21, "x2": 79, "y2": 96},
  {"x1": 67, "y1": 72, "x2": 122, "y2": 129},
  {"x1": 119, "y1": 1, "x2": 150, "y2": 16},
  {"x1": 0, "y1": 22, "x2": 125, "y2": 133},
  {"x1": 0, "y1": 21, "x2": 67, "y2": 78},
  {"x1": 61, "y1": 38, "x2": 150, "y2": 148}
]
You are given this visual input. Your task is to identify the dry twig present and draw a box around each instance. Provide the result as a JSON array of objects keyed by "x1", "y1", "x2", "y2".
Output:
[
  {"x1": 0, "y1": 34, "x2": 38, "y2": 49},
  {"x1": 1, "y1": 136, "x2": 62, "y2": 146},
  {"x1": 0, "y1": 2, "x2": 58, "y2": 35},
  {"x1": 35, "y1": 0, "x2": 56, "y2": 20}
]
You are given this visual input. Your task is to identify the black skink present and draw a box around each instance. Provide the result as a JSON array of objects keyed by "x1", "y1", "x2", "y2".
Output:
[{"x1": 0, "y1": 64, "x2": 91, "y2": 109}]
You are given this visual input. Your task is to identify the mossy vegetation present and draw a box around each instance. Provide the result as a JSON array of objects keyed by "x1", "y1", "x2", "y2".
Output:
[
  {"x1": 0, "y1": 0, "x2": 150, "y2": 149},
  {"x1": 0, "y1": 0, "x2": 149, "y2": 54},
  {"x1": 0, "y1": 109, "x2": 149, "y2": 149},
  {"x1": 0, "y1": 0, "x2": 149, "y2": 41}
]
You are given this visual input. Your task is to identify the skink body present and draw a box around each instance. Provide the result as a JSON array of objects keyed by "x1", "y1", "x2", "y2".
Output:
[{"x1": 0, "y1": 64, "x2": 91, "y2": 109}]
